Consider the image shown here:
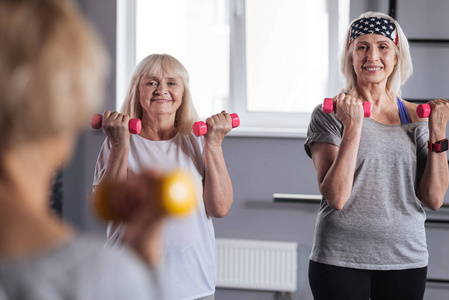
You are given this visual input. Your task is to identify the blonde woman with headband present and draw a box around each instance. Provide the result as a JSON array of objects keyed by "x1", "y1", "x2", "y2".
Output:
[
  {"x1": 304, "y1": 11, "x2": 449, "y2": 300},
  {"x1": 93, "y1": 54, "x2": 234, "y2": 300}
]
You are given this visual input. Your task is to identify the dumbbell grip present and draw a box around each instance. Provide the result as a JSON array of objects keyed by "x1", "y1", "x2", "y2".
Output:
[
  {"x1": 91, "y1": 114, "x2": 142, "y2": 135},
  {"x1": 322, "y1": 98, "x2": 372, "y2": 118},
  {"x1": 416, "y1": 104, "x2": 431, "y2": 118},
  {"x1": 193, "y1": 113, "x2": 240, "y2": 137}
]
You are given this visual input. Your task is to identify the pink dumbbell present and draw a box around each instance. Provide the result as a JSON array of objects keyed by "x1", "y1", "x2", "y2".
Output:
[
  {"x1": 416, "y1": 104, "x2": 431, "y2": 118},
  {"x1": 193, "y1": 113, "x2": 240, "y2": 137},
  {"x1": 322, "y1": 98, "x2": 372, "y2": 117},
  {"x1": 91, "y1": 113, "x2": 142, "y2": 135}
]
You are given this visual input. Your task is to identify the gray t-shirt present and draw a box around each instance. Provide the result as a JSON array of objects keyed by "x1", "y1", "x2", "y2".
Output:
[
  {"x1": 304, "y1": 104, "x2": 429, "y2": 270},
  {"x1": 0, "y1": 235, "x2": 164, "y2": 300}
]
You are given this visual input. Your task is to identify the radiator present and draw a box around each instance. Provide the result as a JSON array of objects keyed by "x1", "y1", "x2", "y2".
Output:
[{"x1": 216, "y1": 238, "x2": 298, "y2": 292}]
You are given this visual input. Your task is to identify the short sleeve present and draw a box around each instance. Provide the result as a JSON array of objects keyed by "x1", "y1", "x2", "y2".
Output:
[
  {"x1": 304, "y1": 104, "x2": 344, "y2": 158},
  {"x1": 186, "y1": 133, "x2": 206, "y2": 179},
  {"x1": 92, "y1": 138, "x2": 111, "y2": 188}
]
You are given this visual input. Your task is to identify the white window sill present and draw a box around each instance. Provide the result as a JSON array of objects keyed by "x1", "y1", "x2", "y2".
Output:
[{"x1": 227, "y1": 127, "x2": 308, "y2": 139}]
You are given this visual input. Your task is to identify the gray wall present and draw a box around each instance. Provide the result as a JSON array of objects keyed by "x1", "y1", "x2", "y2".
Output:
[
  {"x1": 64, "y1": 0, "x2": 117, "y2": 233},
  {"x1": 392, "y1": 1, "x2": 449, "y2": 299},
  {"x1": 64, "y1": 0, "x2": 449, "y2": 299}
]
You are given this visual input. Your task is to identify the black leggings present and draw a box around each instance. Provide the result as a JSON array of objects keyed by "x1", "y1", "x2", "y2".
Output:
[{"x1": 309, "y1": 260, "x2": 427, "y2": 300}]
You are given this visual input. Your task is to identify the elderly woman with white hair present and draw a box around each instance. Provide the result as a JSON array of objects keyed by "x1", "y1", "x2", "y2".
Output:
[
  {"x1": 304, "y1": 11, "x2": 449, "y2": 300},
  {"x1": 93, "y1": 53, "x2": 233, "y2": 300}
]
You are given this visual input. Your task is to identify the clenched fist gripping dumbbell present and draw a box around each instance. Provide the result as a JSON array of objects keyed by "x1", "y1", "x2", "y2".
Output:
[
  {"x1": 91, "y1": 113, "x2": 142, "y2": 135},
  {"x1": 192, "y1": 113, "x2": 240, "y2": 137},
  {"x1": 322, "y1": 97, "x2": 372, "y2": 117}
]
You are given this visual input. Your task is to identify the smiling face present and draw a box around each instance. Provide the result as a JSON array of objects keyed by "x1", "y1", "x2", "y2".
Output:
[
  {"x1": 351, "y1": 33, "x2": 397, "y2": 88},
  {"x1": 138, "y1": 73, "x2": 184, "y2": 120}
]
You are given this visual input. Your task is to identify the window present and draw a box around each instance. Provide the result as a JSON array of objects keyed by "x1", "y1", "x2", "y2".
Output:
[{"x1": 116, "y1": 0, "x2": 349, "y2": 137}]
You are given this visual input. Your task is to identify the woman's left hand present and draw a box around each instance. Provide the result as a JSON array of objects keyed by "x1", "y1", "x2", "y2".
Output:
[
  {"x1": 427, "y1": 99, "x2": 449, "y2": 138},
  {"x1": 203, "y1": 110, "x2": 232, "y2": 147}
]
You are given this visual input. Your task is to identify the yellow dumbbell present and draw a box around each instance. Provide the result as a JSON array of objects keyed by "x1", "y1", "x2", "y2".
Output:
[{"x1": 94, "y1": 169, "x2": 197, "y2": 221}]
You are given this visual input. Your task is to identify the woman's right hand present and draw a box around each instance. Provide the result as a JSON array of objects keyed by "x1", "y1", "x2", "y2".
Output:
[
  {"x1": 102, "y1": 110, "x2": 131, "y2": 147},
  {"x1": 334, "y1": 92, "x2": 365, "y2": 129}
]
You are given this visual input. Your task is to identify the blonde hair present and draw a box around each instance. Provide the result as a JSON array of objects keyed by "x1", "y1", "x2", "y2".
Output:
[
  {"x1": 0, "y1": 0, "x2": 108, "y2": 154},
  {"x1": 120, "y1": 54, "x2": 199, "y2": 134},
  {"x1": 340, "y1": 11, "x2": 413, "y2": 98}
]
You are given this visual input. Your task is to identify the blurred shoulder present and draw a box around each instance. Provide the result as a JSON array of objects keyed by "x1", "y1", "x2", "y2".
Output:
[{"x1": 73, "y1": 235, "x2": 162, "y2": 299}]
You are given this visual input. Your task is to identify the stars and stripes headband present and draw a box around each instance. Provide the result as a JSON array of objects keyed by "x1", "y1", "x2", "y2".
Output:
[{"x1": 349, "y1": 17, "x2": 398, "y2": 45}]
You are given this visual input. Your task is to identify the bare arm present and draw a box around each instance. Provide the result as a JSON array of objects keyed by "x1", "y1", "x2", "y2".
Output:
[
  {"x1": 310, "y1": 93, "x2": 364, "y2": 210},
  {"x1": 418, "y1": 99, "x2": 449, "y2": 210},
  {"x1": 202, "y1": 111, "x2": 233, "y2": 218},
  {"x1": 93, "y1": 111, "x2": 167, "y2": 264},
  {"x1": 311, "y1": 126, "x2": 362, "y2": 210},
  {"x1": 93, "y1": 111, "x2": 130, "y2": 190}
]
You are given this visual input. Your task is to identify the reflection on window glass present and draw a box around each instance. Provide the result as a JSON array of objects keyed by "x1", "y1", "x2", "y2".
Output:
[
  {"x1": 136, "y1": 0, "x2": 230, "y2": 118},
  {"x1": 245, "y1": 0, "x2": 329, "y2": 113}
]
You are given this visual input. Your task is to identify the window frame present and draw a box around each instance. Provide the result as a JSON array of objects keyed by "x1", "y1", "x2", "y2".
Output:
[
  {"x1": 116, "y1": 0, "x2": 348, "y2": 138},
  {"x1": 116, "y1": 0, "x2": 136, "y2": 114}
]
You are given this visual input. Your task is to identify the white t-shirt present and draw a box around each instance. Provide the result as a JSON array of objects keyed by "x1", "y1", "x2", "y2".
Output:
[
  {"x1": 0, "y1": 235, "x2": 163, "y2": 300},
  {"x1": 93, "y1": 132, "x2": 216, "y2": 300}
]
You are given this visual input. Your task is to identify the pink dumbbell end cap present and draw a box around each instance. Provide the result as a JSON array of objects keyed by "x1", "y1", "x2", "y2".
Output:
[
  {"x1": 129, "y1": 119, "x2": 142, "y2": 135},
  {"x1": 363, "y1": 102, "x2": 372, "y2": 118},
  {"x1": 193, "y1": 121, "x2": 208, "y2": 137},
  {"x1": 230, "y1": 113, "x2": 240, "y2": 127},
  {"x1": 322, "y1": 98, "x2": 334, "y2": 114},
  {"x1": 91, "y1": 114, "x2": 102, "y2": 129},
  {"x1": 416, "y1": 104, "x2": 431, "y2": 118}
]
